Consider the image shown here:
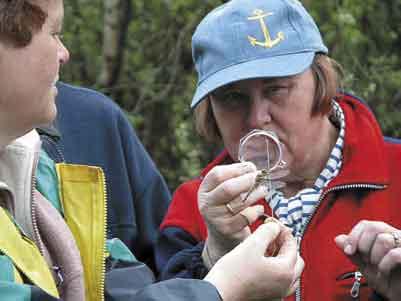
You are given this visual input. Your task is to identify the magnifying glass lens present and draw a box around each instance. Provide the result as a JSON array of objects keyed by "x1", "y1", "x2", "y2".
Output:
[{"x1": 238, "y1": 130, "x2": 284, "y2": 171}]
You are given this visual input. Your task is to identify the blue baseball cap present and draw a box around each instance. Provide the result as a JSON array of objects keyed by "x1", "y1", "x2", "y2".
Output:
[{"x1": 191, "y1": 0, "x2": 328, "y2": 108}]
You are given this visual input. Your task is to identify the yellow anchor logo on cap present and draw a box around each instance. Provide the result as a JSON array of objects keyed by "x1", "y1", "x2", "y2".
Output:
[{"x1": 247, "y1": 9, "x2": 284, "y2": 48}]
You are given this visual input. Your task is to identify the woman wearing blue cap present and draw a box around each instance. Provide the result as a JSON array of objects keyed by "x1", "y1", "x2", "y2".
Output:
[
  {"x1": 0, "y1": 1, "x2": 302, "y2": 301},
  {"x1": 157, "y1": 0, "x2": 401, "y2": 300}
]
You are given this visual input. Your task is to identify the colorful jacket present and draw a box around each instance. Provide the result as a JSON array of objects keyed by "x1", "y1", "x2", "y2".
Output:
[
  {"x1": 29, "y1": 83, "x2": 222, "y2": 300},
  {"x1": 39, "y1": 82, "x2": 172, "y2": 270},
  {"x1": 0, "y1": 129, "x2": 222, "y2": 301},
  {"x1": 156, "y1": 93, "x2": 401, "y2": 301}
]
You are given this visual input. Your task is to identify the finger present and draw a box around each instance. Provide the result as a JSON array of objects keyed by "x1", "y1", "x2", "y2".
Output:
[
  {"x1": 334, "y1": 234, "x2": 348, "y2": 250},
  {"x1": 334, "y1": 234, "x2": 366, "y2": 267},
  {"x1": 343, "y1": 221, "x2": 367, "y2": 255},
  {"x1": 240, "y1": 180, "x2": 286, "y2": 205},
  {"x1": 240, "y1": 222, "x2": 281, "y2": 256},
  {"x1": 286, "y1": 278, "x2": 300, "y2": 296},
  {"x1": 294, "y1": 253, "x2": 305, "y2": 279},
  {"x1": 274, "y1": 227, "x2": 298, "y2": 266},
  {"x1": 371, "y1": 232, "x2": 396, "y2": 265},
  {"x1": 378, "y1": 248, "x2": 401, "y2": 276},
  {"x1": 285, "y1": 253, "x2": 304, "y2": 296},
  {"x1": 236, "y1": 205, "x2": 265, "y2": 228},
  {"x1": 208, "y1": 171, "x2": 260, "y2": 206},
  {"x1": 357, "y1": 229, "x2": 380, "y2": 262},
  {"x1": 199, "y1": 162, "x2": 256, "y2": 193},
  {"x1": 346, "y1": 221, "x2": 397, "y2": 256}
]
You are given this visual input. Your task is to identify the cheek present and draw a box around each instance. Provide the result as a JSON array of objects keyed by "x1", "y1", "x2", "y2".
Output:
[
  {"x1": 214, "y1": 112, "x2": 246, "y2": 161},
  {"x1": 277, "y1": 119, "x2": 310, "y2": 162}
]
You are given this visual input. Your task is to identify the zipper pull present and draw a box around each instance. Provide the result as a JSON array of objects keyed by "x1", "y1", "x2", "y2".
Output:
[
  {"x1": 350, "y1": 271, "x2": 362, "y2": 299},
  {"x1": 52, "y1": 266, "x2": 64, "y2": 287}
]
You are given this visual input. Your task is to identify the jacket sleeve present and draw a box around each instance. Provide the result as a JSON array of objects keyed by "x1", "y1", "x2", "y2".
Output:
[
  {"x1": 104, "y1": 239, "x2": 220, "y2": 301},
  {"x1": 114, "y1": 109, "x2": 172, "y2": 268},
  {"x1": 0, "y1": 281, "x2": 60, "y2": 301},
  {"x1": 155, "y1": 181, "x2": 210, "y2": 280},
  {"x1": 133, "y1": 279, "x2": 221, "y2": 301}
]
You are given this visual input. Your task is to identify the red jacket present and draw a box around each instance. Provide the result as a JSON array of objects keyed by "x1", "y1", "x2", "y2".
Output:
[{"x1": 158, "y1": 94, "x2": 401, "y2": 301}]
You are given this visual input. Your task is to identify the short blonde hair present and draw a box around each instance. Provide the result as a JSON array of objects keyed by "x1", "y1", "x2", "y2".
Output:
[{"x1": 194, "y1": 54, "x2": 343, "y2": 143}]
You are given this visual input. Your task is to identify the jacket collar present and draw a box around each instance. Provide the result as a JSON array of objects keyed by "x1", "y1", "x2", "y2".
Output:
[
  {"x1": 328, "y1": 94, "x2": 389, "y2": 187},
  {"x1": 36, "y1": 123, "x2": 61, "y2": 141},
  {"x1": 0, "y1": 130, "x2": 42, "y2": 239}
]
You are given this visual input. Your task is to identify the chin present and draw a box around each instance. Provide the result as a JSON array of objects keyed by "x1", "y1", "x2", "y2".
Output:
[{"x1": 41, "y1": 100, "x2": 58, "y2": 125}]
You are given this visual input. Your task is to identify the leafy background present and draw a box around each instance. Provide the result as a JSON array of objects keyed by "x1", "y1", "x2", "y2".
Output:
[{"x1": 62, "y1": 0, "x2": 401, "y2": 191}]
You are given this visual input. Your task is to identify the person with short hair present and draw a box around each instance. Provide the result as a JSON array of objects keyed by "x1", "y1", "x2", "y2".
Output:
[
  {"x1": 157, "y1": 0, "x2": 401, "y2": 300},
  {"x1": 0, "y1": 1, "x2": 302, "y2": 300}
]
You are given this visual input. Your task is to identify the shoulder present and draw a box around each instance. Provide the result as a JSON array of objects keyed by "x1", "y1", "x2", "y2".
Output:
[
  {"x1": 56, "y1": 82, "x2": 124, "y2": 118},
  {"x1": 173, "y1": 178, "x2": 202, "y2": 199},
  {"x1": 161, "y1": 179, "x2": 202, "y2": 225}
]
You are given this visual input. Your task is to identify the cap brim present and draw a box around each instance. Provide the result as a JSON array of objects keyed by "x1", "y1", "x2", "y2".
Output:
[{"x1": 191, "y1": 51, "x2": 315, "y2": 108}]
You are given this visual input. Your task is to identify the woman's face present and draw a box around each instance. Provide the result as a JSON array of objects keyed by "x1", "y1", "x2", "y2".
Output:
[
  {"x1": 210, "y1": 69, "x2": 332, "y2": 181},
  {"x1": 0, "y1": 0, "x2": 69, "y2": 139}
]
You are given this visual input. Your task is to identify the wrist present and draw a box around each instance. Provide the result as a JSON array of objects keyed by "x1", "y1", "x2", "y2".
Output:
[
  {"x1": 202, "y1": 242, "x2": 215, "y2": 269},
  {"x1": 202, "y1": 237, "x2": 232, "y2": 269},
  {"x1": 204, "y1": 264, "x2": 239, "y2": 301}
]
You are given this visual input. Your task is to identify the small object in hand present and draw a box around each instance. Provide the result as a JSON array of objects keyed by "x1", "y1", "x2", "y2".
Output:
[
  {"x1": 261, "y1": 214, "x2": 280, "y2": 256},
  {"x1": 242, "y1": 169, "x2": 269, "y2": 202}
]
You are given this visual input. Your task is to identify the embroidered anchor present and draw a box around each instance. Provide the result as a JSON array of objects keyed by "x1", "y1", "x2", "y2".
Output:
[{"x1": 247, "y1": 9, "x2": 284, "y2": 48}]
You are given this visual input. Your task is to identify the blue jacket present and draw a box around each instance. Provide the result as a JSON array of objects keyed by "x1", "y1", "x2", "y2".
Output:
[
  {"x1": 39, "y1": 82, "x2": 171, "y2": 269},
  {"x1": 36, "y1": 83, "x2": 221, "y2": 300}
]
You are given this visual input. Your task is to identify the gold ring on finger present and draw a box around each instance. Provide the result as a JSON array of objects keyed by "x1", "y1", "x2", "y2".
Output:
[
  {"x1": 391, "y1": 231, "x2": 401, "y2": 248},
  {"x1": 225, "y1": 203, "x2": 236, "y2": 215}
]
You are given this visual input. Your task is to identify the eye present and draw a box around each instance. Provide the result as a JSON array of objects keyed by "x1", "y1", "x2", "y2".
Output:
[
  {"x1": 263, "y1": 84, "x2": 291, "y2": 103},
  {"x1": 212, "y1": 89, "x2": 249, "y2": 110}
]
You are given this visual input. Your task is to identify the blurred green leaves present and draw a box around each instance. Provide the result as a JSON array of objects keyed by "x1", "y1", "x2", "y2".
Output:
[{"x1": 62, "y1": 0, "x2": 401, "y2": 190}]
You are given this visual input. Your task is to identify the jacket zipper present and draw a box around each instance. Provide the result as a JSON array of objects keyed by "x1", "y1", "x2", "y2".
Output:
[
  {"x1": 31, "y1": 156, "x2": 64, "y2": 287},
  {"x1": 98, "y1": 169, "x2": 108, "y2": 301},
  {"x1": 295, "y1": 183, "x2": 386, "y2": 301},
  {"x1": 338, "y1": 271, "x2": 363, "y2": 300},
  {"x1": 350, "y1": 271, "x2": 362, "y2": 299},
  {"x1": 42, "y1": 134, "x2": 109, "y2": 299},
  {"x1": 31, "y1": 159, "x2": 45, "y2": 257}
]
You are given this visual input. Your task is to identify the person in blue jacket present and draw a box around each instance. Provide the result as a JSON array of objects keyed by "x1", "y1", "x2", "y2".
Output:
[{"x1": 38, "y1": 82, "x2": 171, "y2": 270}]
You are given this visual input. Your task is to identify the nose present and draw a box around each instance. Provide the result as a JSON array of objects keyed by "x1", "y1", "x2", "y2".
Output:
[
  {"x1": 247, "y1": 93, "x2": 272, "y2": 129},
  {"x1": 58, "y1": 39, "x2": 70, "y2": 65}
]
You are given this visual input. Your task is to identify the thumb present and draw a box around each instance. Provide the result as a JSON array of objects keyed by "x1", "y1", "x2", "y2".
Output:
[
  {"x1": 240, "y1": 222, "x2": 281, "y2": 256},
  {"x1": 238, "y1": 205, "x2": 265, "y2": 226},
  {"x1": 334, "y1": 234, "x2": 348, "y2": 250}
]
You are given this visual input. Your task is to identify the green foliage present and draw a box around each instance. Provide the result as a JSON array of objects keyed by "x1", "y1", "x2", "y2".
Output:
[{"x1": 62, "y1": 0, "x2": 401, "y2": 191}]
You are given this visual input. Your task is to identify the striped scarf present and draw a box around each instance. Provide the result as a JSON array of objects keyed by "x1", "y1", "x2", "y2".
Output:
[{"x1": 267, "y1": 101, "x2": 345, "y2": 237}]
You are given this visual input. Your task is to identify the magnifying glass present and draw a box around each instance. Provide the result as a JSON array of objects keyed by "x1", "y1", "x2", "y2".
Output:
[{"x1": 238, "y1": 129, "x2": 286, "y2": 171}]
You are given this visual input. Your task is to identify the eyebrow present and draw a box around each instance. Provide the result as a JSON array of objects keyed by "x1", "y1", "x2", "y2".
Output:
[{"x1": 261, "y1": 76, "x2": 294, "y2": 85}]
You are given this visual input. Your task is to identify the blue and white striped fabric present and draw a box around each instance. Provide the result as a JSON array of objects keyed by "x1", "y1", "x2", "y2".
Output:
[{"x1": 267, "y1": 101, "x2": 345, "y2": 236}]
